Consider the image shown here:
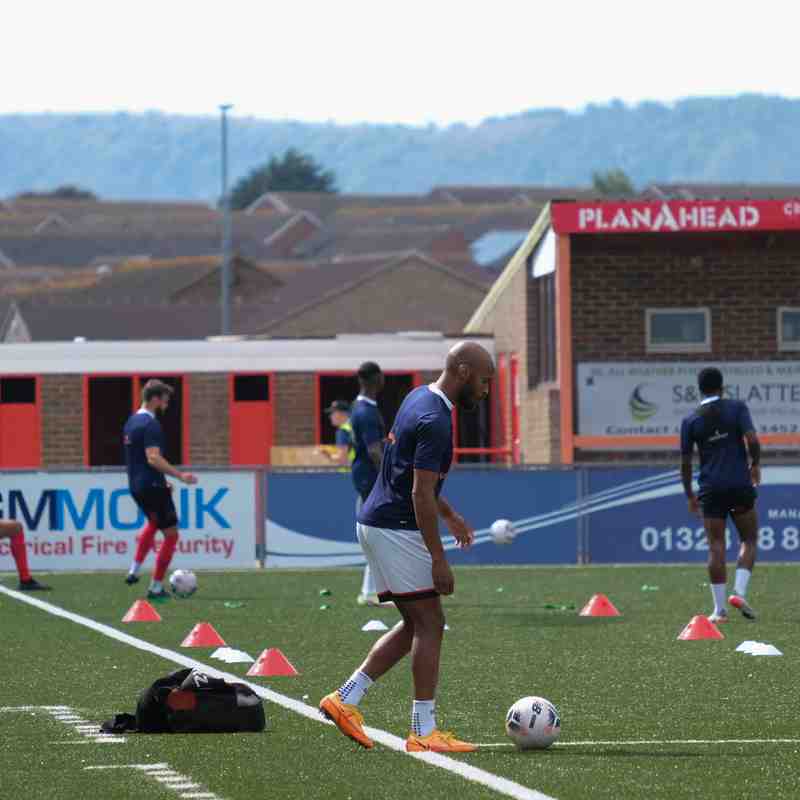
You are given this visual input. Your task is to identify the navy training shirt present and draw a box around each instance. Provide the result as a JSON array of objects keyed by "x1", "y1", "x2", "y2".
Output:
[
  {"x1": 680, "y1": 398, "x2": 755, "y2": 492},
  {"x1": 350, "y1": 396, "x2": 386, "y2": 499},
  {"x1": 123, "y1": 410, "x2": 167, "y2": 493},
  {"x1": 359, "y1": 385, "x2": 453, "y2": 530}
]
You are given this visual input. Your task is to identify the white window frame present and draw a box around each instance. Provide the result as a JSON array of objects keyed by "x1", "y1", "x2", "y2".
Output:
[
  {"x1": 777, "y1": 307, "x2": 800, "y2": 352},
  {"x1": 645, "y1": 307, "x2": 711, "y2": 353}
]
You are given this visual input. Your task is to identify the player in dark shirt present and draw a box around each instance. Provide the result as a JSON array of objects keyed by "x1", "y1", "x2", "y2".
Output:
[
  {"x1": 321, "y1": 341, "x2": 494, "y2": 754},
  {"x1": 680, "y1": 367, "x2": 761, "y2": 623},
  {"x1": 123, "y1": 379, "x2": 196, "y2": 599},
  {"x1": 349, "y1": 361, "x2": 386, "y2": 605}
]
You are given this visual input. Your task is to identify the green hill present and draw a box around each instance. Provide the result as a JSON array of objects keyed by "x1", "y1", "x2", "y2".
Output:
[{"x1": 2, "y1": 95, "x2": 800, "y2": 200}]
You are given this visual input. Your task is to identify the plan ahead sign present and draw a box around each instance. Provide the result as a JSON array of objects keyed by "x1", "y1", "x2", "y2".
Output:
[
  {"x1": 551, "y1": 199, "x2": 800, "y2": 235},
  {"x1": 578, "y1": 362, "x2": 800, "y2": 439},
  {"x1": 0, "y1": 471, "x2": 258, "y2": 571}
]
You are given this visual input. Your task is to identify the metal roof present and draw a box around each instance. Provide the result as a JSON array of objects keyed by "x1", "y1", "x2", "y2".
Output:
[{"x1": 0, "y1": 333, "x2": 493, "y2": 375}]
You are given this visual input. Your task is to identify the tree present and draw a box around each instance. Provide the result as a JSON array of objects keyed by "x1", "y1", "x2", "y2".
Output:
[
  {"x1": 230, "y1": 148, "x2": 337, "y2": 210},
  {"x1": 18, "y1": 185, "x2": 97, "y2": 200},
  {"x1": 591, "y1": 169, "x2": 635, "y2": 197}
]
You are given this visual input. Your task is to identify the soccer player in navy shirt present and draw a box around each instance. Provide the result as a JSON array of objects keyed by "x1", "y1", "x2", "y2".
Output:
[
  {"x1": 321, "y1": 341, "x2": 494, "y2": 754},
  {"x1": 349, "y1": 361, "x2": 386, "y2": 606},
  {"x1": 123, "y1": 380, "x2": 196, "y2": 599},
  {"x1": 680, "y1": 367, "x2": 761, "y2": 623}
]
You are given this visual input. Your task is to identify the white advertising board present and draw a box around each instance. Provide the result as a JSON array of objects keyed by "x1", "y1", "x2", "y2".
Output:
[
  {"x1": 0, "y1": 471, "x2": 257, "y2": 571},
  {"x1": 578, "y1": 362, "x2": 800, "y2": 439}
]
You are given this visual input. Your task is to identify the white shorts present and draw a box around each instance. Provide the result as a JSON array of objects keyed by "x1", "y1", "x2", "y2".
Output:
[{"x1": 356, "y1": 523, "x2": 437, "y2": 602}]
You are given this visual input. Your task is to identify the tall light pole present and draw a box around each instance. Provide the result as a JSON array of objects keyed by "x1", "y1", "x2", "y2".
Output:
[{"x1": 219, "y1": 103, "x2": 233, "y2": 335}]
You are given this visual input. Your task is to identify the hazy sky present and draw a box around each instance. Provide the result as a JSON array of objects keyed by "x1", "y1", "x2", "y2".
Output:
[{"x1": 4, "y1": 0, "x2": 797, "y2": 125}]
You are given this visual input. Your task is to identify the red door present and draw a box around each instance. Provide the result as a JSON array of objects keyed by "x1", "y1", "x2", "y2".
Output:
[
  {"x1": 230, "y1": 375, "x2": 273, "y2": 466},
  {"x1": 0, "y1": 377, "x2": 41, "y2": 467}
]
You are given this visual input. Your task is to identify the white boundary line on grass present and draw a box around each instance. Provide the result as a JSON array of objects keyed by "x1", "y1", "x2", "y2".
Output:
[
  {"x1": 0, "y1": 585, "x2": 555, "y2": 800},
  {"x1": 0, "y1": 704, "x2": 126, "y2": 743},
  {"x1": 85, "y1": 762, "x2": 222, "y2": 800},
  {"x1": 477, "y1": 739, "x2": 800, "y2": 748}
]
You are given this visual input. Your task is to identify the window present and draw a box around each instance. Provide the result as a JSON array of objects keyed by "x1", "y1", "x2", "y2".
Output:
[
  {"x1": 234, "y1": 375, "x2": 270, "y2": 402},
  {"x1": 317, "y1": 373, "x2": 416, "y2": 444},
  {"x1": 646, "y1": 308, "x2": 711, "y2": 353},
  {"x1": 778, "y1": 308, "x2": 800, "y2": 351},
  {"x1": 538, "y1": 274, "x2": 557, "y2": 383},
  {"x1": 1, "y1": 377, "x2": 35, "y2": 404}
]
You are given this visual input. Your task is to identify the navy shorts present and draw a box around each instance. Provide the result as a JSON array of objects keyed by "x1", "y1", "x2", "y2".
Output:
[
  {"x1": 699, "y1": 487, "x2": 757, "y2": 520},
  {"x1": 132, "y1": 487, "x2": 178, "y2": 530}
]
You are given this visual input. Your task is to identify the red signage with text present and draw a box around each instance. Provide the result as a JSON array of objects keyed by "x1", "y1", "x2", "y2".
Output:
[{"x1": 551, "y1": 199, "x2": 800, "y2": 235}]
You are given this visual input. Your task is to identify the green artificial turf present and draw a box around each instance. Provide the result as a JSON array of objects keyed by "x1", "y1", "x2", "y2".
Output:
[{"x1": 1, "y1": 565, "x2": 799, "y2": 800}]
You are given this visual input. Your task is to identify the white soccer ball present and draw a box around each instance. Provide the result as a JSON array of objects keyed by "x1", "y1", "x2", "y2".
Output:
[
  {"x1": 169, "y1": 569, "x2": 198, "y2": 598},
  {"x1": 491, "y1": 518, "x2": 516, "y2": 545},
  {"x1": 505, "y1": 696, "x2": 561, "y2": 750}
]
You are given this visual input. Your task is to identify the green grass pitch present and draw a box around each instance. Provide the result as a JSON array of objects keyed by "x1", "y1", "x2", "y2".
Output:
[{"x1": 1, "y1": 565, "x2": 799, "y2": 800}]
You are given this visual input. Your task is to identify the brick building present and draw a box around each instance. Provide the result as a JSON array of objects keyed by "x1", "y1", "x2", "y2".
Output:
[
  {"x1": 466, "y1": 197, "x2": 800, "y2": 464},
  {"x1": 0, "y1": 334, "x2": 496, "y2": 470}
]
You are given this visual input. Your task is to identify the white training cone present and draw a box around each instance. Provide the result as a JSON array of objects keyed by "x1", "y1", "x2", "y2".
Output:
[
  {"x1": 361, "y1": 620, "x2": 389, "y2": 632},
  {"x1": 210, "y1": 647, "x2": 255, "y2": 664}
]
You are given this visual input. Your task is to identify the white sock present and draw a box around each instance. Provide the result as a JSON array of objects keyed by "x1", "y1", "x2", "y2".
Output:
[
  {"x1": 711, "y1": 583, "x2": 727, "y2": 614},
  {"x1": 412, "y1": 699, "x2": 436, "y2": 737},
  {"x1": 128, "y1": 561, "x2": 142, "y2": 577},
  {"x1": 361, "y1": 565, "x2": 376, "y2": 597},
  {"x1": 149, "y1": 579, "x2": 163, "y2": 593},
  {"x1": 337, "y1": 670, "x2": 373, "y2": 706},
  {"x1": 734, "y1": 568, "x2": 752, "y2": 598}
]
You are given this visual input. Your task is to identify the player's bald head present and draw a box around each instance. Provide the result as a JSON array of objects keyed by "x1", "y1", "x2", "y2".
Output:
[
  {"x1": 443, "y1": 341, "x2": 494, "y2": 410},
  {"x1": 445, "y1": 341, "x2": 494, "y2": 376}
]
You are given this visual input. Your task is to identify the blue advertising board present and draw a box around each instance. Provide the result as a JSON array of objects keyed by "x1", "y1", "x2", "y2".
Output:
[
  {"x1": 265, "y1": 466, "x2": 800, "y2": 567},
  {"x1": 265, "y1": 469, "x2": 577, "y2": 567},
  {"x1": 586, "y1": 466, "x2": 800, "y2": 563}
]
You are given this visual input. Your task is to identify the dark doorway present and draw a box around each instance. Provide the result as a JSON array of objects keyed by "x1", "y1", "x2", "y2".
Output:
[
  {"x1": 138, "y1": 376, "x2": 183, "y2": 464},
  {"x1": 456, "y1": 394, "x2": 493, "y2": 464},
  {"x1": 318, "y1": 373, "x2": 416, "y2": 444},
  {"x1": 89, "y1": 377, "x2": 133, "y2": 466}
]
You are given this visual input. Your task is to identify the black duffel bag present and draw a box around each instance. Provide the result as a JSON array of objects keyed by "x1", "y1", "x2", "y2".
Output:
[{"x1": 102, "y1": 668, "x2": 266, "y2": 734}]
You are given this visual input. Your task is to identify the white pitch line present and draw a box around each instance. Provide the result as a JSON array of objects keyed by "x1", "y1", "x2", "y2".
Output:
[
  {"x1": 1, "y1": 703, "x2": 126, "y2": 743},
  {"x1": 86, "y1": 763, "x2": 171, "y2": 770},
  {"x1": 51, "y1": 740, "x2": 126, "y2": 746},
  {"x1": 0, "y1": 584, "x2": 554, "y2": 800},
  {"x1": 558, "y1": 738, "x2": 800, "y2": 746},
  {"x1": 476, "y1": 739, "x2": 800, "y2": 748},
  {"x1": 83, "y1": 764, "x2": 224, "y2": 800}
]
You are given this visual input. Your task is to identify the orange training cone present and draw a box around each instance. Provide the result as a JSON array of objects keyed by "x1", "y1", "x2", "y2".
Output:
[
  {"x1": 246, "y1": 648, "x2": 299, "y2": 677},
  {"x1": 677, "y1": 615, "x2": 724, "y2": 641},
  {"x1": 181, "y1": 622, "x2": 227, "y2": 647},
  {"x1": 579, "y1": 593, "x2": 621, "y2": 617},
  {"x1": 122, "y1": 600, "x2": 162, "y2": 623}
]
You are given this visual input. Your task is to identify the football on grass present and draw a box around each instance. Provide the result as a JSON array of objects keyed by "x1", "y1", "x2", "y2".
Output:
[
  {"x1": 169, "y1": 569, "x2": 198, "y2": 598},
  {"x1": 505, "y1": 696, "x2": 561, "y2": 750}
]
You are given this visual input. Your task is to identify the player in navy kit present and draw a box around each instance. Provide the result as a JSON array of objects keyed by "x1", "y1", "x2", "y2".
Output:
[
  {"x1": 680, "y1": 367, "x2": 761, "y2": 623},
  {"x1": 349, "y1": 361, "x2": 386, "y2": 606},
  {"x1": 320, "y1": 341, "x2": 494, "y2": 754},
  {"x1": 123, "y1": 380, "x2": 197, "y2": 599}
]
